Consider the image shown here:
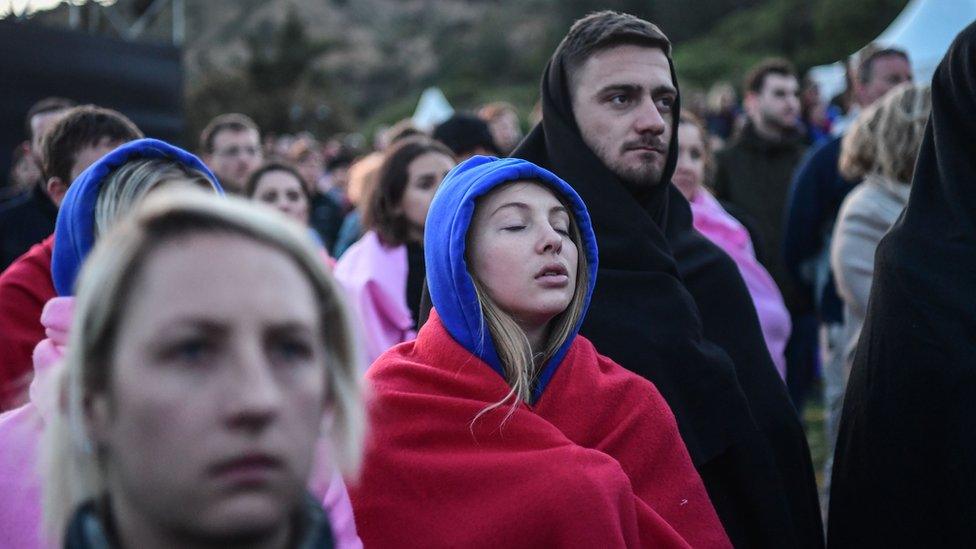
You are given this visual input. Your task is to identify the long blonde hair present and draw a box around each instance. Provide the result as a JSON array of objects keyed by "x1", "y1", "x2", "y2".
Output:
[
  {"x1": 41, "y1": 191, "x2": 365, "y2": 543},
  {"x1": 840, "y1": 83, "x2": 931, "y2": 184},
  {"x1": 468, "y1": 182, "x2": 590, "y2": 420}
]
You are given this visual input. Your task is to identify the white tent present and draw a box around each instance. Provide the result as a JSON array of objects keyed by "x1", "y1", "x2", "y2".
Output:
[
  {"x1": 809, "y1": 0, "x2": 976, "y2": 102},
  {"x1": 412, "y1": 87, "x2": 454, "y2": 132}
]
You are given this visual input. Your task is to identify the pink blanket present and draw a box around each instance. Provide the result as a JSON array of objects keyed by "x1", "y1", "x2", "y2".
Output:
[
  {"x1": 334, "y1": 231, "x2": 416, "y2": 367},
  {"x1": 690, "y1": 190, "x2": 791, "y2": 378}
]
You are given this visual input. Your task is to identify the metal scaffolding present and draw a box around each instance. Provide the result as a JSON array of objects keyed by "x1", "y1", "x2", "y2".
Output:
[{"x1": 45, "y1": 0, "x2": 186, "y2": 46}]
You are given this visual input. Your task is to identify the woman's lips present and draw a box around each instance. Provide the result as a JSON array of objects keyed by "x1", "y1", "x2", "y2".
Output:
[
  {"x1": 209, "y1": 454, "x2": 284, "y2": 485},
  {"x1": 535, "y1": 263, "x2": 570, "y2": 287}
]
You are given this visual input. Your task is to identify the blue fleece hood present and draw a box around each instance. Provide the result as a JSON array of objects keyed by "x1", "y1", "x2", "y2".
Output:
[
  {"x1": 425, "y1": 156, "x2": 599, "y2": 401},
  {"x1": 52, "y1": 138, "x2": 223, "y2": 296}
]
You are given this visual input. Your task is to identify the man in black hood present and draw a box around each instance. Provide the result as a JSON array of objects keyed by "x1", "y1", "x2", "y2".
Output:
[{"x1": 512, "y1": 11, "x2": 823, "y2": 547}]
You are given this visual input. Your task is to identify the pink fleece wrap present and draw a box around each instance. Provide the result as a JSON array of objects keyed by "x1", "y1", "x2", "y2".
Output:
[{"x1": 689, "y1": 189, "x2": 791, "y2": 379}]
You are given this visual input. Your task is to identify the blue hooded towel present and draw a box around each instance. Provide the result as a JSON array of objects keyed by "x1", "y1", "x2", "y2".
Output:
[{"x1": 424, "y1": 155, "x2": 599, "y2": 401}]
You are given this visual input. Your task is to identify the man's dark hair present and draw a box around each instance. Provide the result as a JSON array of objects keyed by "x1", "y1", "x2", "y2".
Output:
[
  {"x1": 559, "y1": 11, "x2": 671, "y2": 91},
  {"x1": 326, "y1": 149, "x2": 355, "y2": 172},
  {"x1": 198, "y1": 113, "x2": 260, "y2": 155},
  {"x1": 432, "y1": 114, "x2": 499, "y2": 157},
  {"x1": 42, "y1": 105, "x2": 143, "y2": 184},
  {"x1": 857, "y1": 44, "x2": 910, "y2": 85},
  {"x1": 24, "y1": 97, "x2": 76, "y2": 141},
  {"x1": 244, "y1": 160, "x2": 311, "y2": 203},
  {"x1": 363, "y1": 136, "x2": 454, "y2": 247},
  {"x1": 744, "y1": 58, "x2": 798, "y2": 94}
]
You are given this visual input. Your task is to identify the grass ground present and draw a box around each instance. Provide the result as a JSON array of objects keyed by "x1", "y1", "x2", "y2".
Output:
[{"x1": 801, "y1": 380, "x2": 828, "y2": 491}]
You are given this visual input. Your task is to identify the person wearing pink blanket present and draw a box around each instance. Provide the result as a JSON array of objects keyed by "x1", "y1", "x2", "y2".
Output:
[
  {"x1": 673, "y1": 112, "x2": 791, "y2": 379},
  {"x1": 334, "y1": 137, "x2": 455, "y2": 366}
]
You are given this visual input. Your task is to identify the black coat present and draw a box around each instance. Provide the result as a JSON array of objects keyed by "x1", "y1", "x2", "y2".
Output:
[
  {"x1": 0, "y1": 184, "x2": 57, "y2": 271},
  {"x1": 512, "y1": 22, "x2": 822, "y2": 549},
  {"x1": 828, "y1": 21, "x2": 976, "y2": 547},
  {"x1": 714, "y1": 122, "x2": 806, "y2": 310}
]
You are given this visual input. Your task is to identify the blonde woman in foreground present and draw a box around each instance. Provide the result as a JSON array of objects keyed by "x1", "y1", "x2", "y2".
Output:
[{"x1": 42, "y1": 192, "x2": 364, "y2": 548}]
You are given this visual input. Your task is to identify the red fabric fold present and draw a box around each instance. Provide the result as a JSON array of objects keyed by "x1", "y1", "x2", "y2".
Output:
[{"x1": 349, "y1": 311, "x2": 730, "y2": 548}]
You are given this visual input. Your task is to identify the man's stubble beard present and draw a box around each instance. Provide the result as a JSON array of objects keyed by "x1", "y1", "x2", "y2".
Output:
[{"x1": 586, "y1": 137, "x2": 666, "y2": 192}]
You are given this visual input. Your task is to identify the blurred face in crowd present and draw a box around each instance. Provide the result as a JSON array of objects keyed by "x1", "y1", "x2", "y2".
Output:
[
  {"x1": 749, "y1": 73, "x2": 800, "y2": 135},
  {"x1": 860, "y1": 54, "x2": 912, "y2": 106},
  {"x1": 673, "y1": 122, "x2": 707, "y2": 202},
  {"x1": 10, "y1": 146, "x2": 42, "y2": 191},
  {"x1": 571, "y1": 44, "x2": 677, "y2": 191},
  {"x1": 47, "y1": 137, "x2": 123, "y2": 207},
  {"x1": 88, "y1": 233, "x2": 327, "y2": 548},
  {"x1": 29, "y1": 110, "x2": 65, "y2": 161},
  {"x1": 328, "y1": 165, "x2": 350, "y2": 194},
  {"x1": 253, "y1": 169, "x2": 310, "y2": 225},
  {"x1": 209, "y1": 128, "x2": 263, "y2": 194},
  {"x1": 488, "y1": 111, "x2": 523, "y2": 154},
  {"x1": 296, "y1": 151, "x2": 324, "y2": 193},
  {"x1": 468, "y1": 181, "x2": 579, "y2": 337},
  {"x1": 398, "y1": 151, "x2": 454, "y2": 242}
]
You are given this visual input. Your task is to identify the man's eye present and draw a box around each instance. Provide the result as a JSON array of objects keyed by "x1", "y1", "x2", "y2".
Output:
[{"x1": 609, "y1": 95, "x2": 629, "y2": 105}]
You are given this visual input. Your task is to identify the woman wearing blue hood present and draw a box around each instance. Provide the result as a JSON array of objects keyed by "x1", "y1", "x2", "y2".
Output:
[{"x1": 349, "y1": 156, "x2": 731, "y2": 548}]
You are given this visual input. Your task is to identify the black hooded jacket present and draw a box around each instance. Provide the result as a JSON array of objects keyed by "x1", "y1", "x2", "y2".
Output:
[
  {"x1": 828, "y1": 22, "x2": 976, "y2": 547},
  {"x1": 511, "y1": 23, "x2": 822, "y2": 548}
]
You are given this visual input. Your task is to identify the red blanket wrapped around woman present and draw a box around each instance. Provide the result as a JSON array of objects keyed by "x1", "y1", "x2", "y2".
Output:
[{"x1": 350, "y1": 310, "x2": 730, "y2": 548}]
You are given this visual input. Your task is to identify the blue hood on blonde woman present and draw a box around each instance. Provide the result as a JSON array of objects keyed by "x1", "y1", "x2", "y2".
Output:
[
  {"x1": 424, "y1": 155, "x2": 598, "y2": 401},
  {"x1": 51, "y1": 138, "x2": 222, "y2": 296}
]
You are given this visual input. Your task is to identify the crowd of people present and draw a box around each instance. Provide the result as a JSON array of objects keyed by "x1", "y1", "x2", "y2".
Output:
[{"x1": 0, "y1": 8, "x2": 973, "y2": 548}]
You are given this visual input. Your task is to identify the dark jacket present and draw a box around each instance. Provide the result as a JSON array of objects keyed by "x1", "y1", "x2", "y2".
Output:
[
  {"x1": 714, "y1": 122, "x2": 806, "y2": 311},
  {"x1": 309, "y1": 191, "x2": 346, "y2": 254},
  {"x1": 512, "y1": 23, "x2": 822, "y2": 549},
  {"x1": 64, "y1": 496, "x2": 335, "y2": 549},
  {"x1": 828, "y1": 22, "x2": 976, "y2": 547},
  {"x1": 783, "y1": 136, "x2": 858, "y2": 324},
  {"x1": 0, "y1": 183, "x2": 57, "y2": 271}
]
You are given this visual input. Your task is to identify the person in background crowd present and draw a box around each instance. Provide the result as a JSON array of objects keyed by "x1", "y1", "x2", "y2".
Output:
[
  {"x1": 823, "y1": 83, "x2": 930, "y2": 504},
  {"x1": 800, "y1": 77, "x2": 831, "y2": 145},
  {"x1": 828, "y1": 23, "x2": 976, "y2": 545},
  {"x1": 782, "y1": 45, "x2": 911, "y2": 443},
  {"x1": 0, "y1": 139, "x2": 222, "y2": 549},
  {"x1": 380, "y1": 118, "x2": 425, "y2": 150},
  {"x1": 40, "y1": 192, "x2": 365, "y2": 549},
  {"x1": 513, "y1": 11, "x2": 823, "y2": 547},
  {"x1": 199, "y1": 113, "x2": 263, "y2": 194},
  {"x1": 247, "y1": 161, "x2": 312, "y2": 227},
  {"x1": 0, "y1": 97, "x2": 77, "y2": 270},
  {"x1": 432, "y1": 114, "x2": 500, "y2": 161},
  {"x1": 287, "y1": 138, "x2": 346, "y2": 252},
  {"x1": 673, "y1": 112, "x2": 791, "y2": 379},
  {"x1": 324, "y1": 150, "x2": 355, "y2": 212},
  {"x1": 289, "y1": 136, "x2": 326, "y2": 192},
  {"x1": 704, "y1": 81, "x2": 738, "y2": 145},
  {"x1": 334, "y1": 138, "x2": 455, "y2": 365},
  {"x1": 352, "y1": 156, "x2": 731, "y2": 548},
  {"x1": 0, "y1": 106, "x2": 142, "y2": 410},
  {"x1": 478, "y1": 101, "x2": 523, "y2": 155},
  {"x1": 713, "y1": 57, "x2": 811, "y2": 411},
  {"x1": 3, "y1": 142, "x2": 42, "y2": 203},
  {"x1": 332, "y1": 152, "x2": 384, "y2": 258}
]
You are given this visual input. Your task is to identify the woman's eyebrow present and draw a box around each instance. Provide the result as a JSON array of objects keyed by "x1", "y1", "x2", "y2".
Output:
[{"x1": 489, "y1": 202, "x2": 529, "y2": 217}]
